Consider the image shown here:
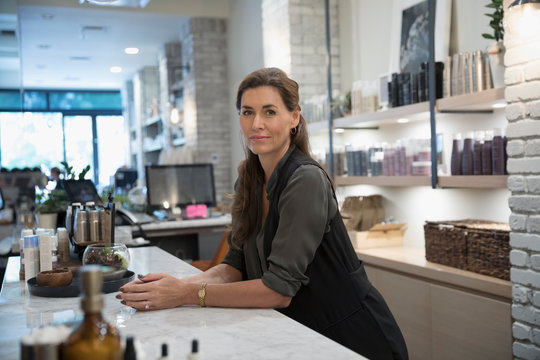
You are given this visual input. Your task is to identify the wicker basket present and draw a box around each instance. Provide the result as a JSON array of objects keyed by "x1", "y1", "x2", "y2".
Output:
[{"x1": 424, "y1": 219, "x2": 510, "y2": 280}]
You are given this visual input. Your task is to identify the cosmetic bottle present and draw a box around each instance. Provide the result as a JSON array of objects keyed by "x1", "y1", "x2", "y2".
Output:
[
  {"x1": 450, "y1": 133, "x2": 462, "y2": 175},
  {"x1": 461, "y1": 132, "x2": 474, "y2": 175},
  {"x1": 187, "y1": 339, "x2": 201, "y2": 360},
  {"x1": 63, "y1": 265, "x2": 122, "y2": 360},
  {"x1": 492, "y1": 128, "x2": 505, "y2": 175},
  {"x1": 124, "y1": 336, "x2": 137, "y2": 360},
  {"x1": 157, "y1": 343, "x2": 169, "y2": 360},
  {"x1": 482, "y1": 130, "x2": 493, "y2": 175},
  {"x1": 473, "y1": 130, "x2": 484, "y2": 175}
]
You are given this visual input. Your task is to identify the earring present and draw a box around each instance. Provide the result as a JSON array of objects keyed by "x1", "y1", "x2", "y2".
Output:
[{"x1": 290, "y1": 127, "x2": 298, "y2": 136}]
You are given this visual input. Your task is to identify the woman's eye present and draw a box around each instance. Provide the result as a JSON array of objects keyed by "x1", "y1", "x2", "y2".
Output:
[
  {"x1": 242, "y1": 110, "x2": 253, "y2": 116},
  {"x1": 266, "y1": 110, "x2": 276, "y2": 116}
]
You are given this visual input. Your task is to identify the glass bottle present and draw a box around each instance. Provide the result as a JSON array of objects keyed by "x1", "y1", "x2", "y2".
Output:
[
  {"x1": 63, "y1": 265, "x2": 122, "y2": 360},
  {"x1": 482, "y1": 130, "x2": 493, "y2": 175},
  {"x1": 473, "y1": 130, "x2": 484, "y2": 175},
  {"x1": 492, "y1": 128, "x2": 505, "y2": 175}
]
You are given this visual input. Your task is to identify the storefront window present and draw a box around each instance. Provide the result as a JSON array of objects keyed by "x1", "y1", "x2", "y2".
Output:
[{"x1": 96, "y1": 115, "x2": 127, "y2": 186}]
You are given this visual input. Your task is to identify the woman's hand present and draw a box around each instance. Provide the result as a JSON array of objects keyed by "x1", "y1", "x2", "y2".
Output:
[{"x1": 116, "y1": 273, "x2": 197, "y2": 311}]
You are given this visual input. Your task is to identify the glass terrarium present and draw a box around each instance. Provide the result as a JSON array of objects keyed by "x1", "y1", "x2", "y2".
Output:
[{"x1": 82, "y1": 243, "x2": 130, "y2": 272}]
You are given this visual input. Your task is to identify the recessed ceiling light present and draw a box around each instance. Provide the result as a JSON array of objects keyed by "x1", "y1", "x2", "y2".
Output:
[
  {"x1": 110, "y1": 66, "x2": 122, "y2": 73},
  {"x1": 125, "y1": 47, "x2": 139, "y2": 55},
  {"x1": 335, "y1": 128, "x2": 345, "y2": 133},
  {"x1": 492, "y1": 102, "x2": 506, "y2": 109},
  {"x1": 37, "y1": 44, "x2": 51, "y2": 50},
  {"x1": 41, "y1": 13, "x2": 55, "y2": 20},
  {"x1": 397, "y1": 118, "x2": 409, "y2": 123},
  {"x1": 70, "y1": 56, "x2": 91, "y2": 62}
]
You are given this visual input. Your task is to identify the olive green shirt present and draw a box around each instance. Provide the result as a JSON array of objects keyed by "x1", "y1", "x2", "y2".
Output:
[{"x1": 223, "y1": 147, "x2": 338, "y2": 297}]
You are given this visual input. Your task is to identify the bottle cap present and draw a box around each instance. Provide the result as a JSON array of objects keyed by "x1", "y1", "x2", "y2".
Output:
[
  {"x1": 162, "y1": 343, "x2": 168, "y2": 357},
  {"x1": 191, "y1": 339, "x2": 199, "y2": 353},
  {"x1": 80, "y1": 265, "x2": 104, "y2": 313}
]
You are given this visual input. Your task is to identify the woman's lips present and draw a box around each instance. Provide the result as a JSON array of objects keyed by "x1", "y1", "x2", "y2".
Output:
[{"x1": 250, "y1": 135, "x2": 268, "y2": 142}]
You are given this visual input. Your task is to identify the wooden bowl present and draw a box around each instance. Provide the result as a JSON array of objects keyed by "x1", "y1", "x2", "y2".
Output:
[{"x1": 36, "y1": 268, "x2": 73, "y2": 287}]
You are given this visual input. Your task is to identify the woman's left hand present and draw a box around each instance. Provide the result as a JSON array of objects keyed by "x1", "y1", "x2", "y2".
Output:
[{"x1": 116, "y1": 273, "x2": 193, "y2": 311}]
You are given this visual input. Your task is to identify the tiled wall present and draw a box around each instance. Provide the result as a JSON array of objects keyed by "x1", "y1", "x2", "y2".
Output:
[{"x1": 505, "y1": 1, "x2": 540, "y2": 358}]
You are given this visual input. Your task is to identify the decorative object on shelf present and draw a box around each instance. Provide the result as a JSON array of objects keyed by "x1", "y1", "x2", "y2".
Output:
[
  {"x1": 60, "y1": 161, "x2": 91, "y2": 180},
  {"x1": 482, "y1": 0, "x2": 505, "y2": 88},
  {"x1": 390, "y1": 0, "x2": 452, "y2": 74},
  {"x1": 331, "y1": 90, "x2": 351, "y2": 118}
]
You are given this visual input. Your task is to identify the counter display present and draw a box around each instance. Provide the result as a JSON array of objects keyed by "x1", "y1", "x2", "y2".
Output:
[{"x1": 0, "y1": 246, "x2": 364, "y2": 360}]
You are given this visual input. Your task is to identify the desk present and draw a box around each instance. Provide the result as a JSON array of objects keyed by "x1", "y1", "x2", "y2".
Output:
[
  {"x1": 131, "y1": 215, "x2": 231, "y2": 260},
  {"x1": 0, "y1": 246, "x2": 363, "y2": 360}
]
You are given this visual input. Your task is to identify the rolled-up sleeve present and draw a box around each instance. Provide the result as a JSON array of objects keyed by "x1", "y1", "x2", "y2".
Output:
[{"x1": 261, "y1": 165, "x2": 332, "y2": 297}]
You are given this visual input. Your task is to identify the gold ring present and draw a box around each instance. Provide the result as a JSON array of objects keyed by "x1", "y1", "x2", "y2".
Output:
[{"x1": 145, "y1": 303, "x2": 149, "y2": 310}]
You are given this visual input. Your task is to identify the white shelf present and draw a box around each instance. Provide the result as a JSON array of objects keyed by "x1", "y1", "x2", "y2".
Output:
[
  {"x1": 437, "y1": 88, "x2": 505, "y2": 112},
  {"x1": 334, "y1": 101, "x2": 430, "y2": 128},
  {"x1": 438, "y1": 175, "x2": 508, "y2": 189},
  {"x1": 335, "y1": 175, "x2": 432, "y2": 187}
]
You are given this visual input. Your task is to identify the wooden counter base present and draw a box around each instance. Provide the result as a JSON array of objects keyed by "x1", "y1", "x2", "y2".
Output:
[{"x1": 356, "y1": 246, "x2": 512, "y2": 360}]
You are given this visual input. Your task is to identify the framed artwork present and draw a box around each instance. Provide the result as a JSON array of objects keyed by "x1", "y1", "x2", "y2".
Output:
[{"x1": 389, "y1": 0, "x2": 452, "y2": 74}]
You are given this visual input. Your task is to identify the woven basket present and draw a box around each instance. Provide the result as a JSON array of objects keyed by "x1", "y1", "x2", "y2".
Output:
[{"x1": 424, "y1": 219, "x2": 510, "y2": 280}]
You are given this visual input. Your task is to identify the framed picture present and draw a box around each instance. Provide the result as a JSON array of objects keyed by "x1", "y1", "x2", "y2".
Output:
[{"x1": 389, "y1": 0, "x2": 452, "y2": 74}]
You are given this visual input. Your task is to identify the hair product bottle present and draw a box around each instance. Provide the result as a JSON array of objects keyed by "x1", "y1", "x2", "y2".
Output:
[
  {"x1": 451, "y1": 133, "x2": 462, "y2": 175},
  {"x1": 461, "y1": 132, "x2": 474, "y2": 175},
  {"x1": 492, "y1": 128, "x2": 505, "y2": 175},
  {"x1": 473, "y1": 130, "x2": 484, "y2": 175},
  {"x1": 482, "y1": 130, "x2": 493, "y2": 175},
  {"x1": 63, "y1": 266, "x2": 122, "y2": 359}
]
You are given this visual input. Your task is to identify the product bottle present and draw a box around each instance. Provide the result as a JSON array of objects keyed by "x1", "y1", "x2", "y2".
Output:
[
  {"x1": 63, "y1": 265, "x2": 122, "y2": 360},
  {"x1": 124, "y1": 336, "x2": 137, "y2": 360},
  {"x1": 450, "y1": 133, "x2": 462, "y2": 175},
  {"x1": 473, "y1": 130, "x2": 484, "y2": 175},
  {"x1": 492, "y1": 128, "x2": 505, "y2": 175},
  {"x1": 482, "y1": 130, "x2": 493, "y2": 175},
  {"x1": 461, "y1": 132, "x2": 474, "y2": 175},
  {"x1": 187, "y1": 339, "x2": 200, "y2": 360},
  {"x1": 157, "y1": 343, "x2": 169, "y2": 360}
]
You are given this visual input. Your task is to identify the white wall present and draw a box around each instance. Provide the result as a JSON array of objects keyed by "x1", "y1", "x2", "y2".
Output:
[{"x1": 227, "y1": 0, "x2": 265, "y2": 189}]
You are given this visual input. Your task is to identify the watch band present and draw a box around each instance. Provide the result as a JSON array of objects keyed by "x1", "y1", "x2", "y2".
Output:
[{"x1": 198, "y1": 282, "x2": 207, "y2": 307}]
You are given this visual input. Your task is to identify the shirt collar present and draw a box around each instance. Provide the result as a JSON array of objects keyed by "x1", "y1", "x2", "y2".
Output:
[{"x1": 265, "y1": 144, "x2": 296, "y2": 199}]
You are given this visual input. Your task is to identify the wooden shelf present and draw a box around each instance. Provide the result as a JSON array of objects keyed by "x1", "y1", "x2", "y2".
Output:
[
  {"x1": 333, "y1": 101, "x2": 430, "y2": 128},
  {"x1": 438, "y1": 175, "x2": 508, "y2": 189},
  {"x1": 437, "y1": 88, "x2": 505, "y2": 112},
  {"x1": 335, "y1": 175, "x2": 432, "y2": 187}
]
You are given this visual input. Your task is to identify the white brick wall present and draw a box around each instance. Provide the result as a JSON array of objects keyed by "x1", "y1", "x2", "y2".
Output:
[
  {"x1": 506, "y1": 3, "x2": 540, "y2": 358},
  {"x1": 261, "y1": 0, "x2": 341, "y2": 119}
]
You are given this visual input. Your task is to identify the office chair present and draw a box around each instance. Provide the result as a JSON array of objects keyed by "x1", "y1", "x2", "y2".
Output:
[{"x1": 191, "y1": 230, "x2": 230, "y2": 271}]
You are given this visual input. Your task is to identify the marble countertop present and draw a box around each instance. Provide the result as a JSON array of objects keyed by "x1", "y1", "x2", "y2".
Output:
[{"x1": 0, "y1": 246, "x2": 363, "y2": 360}]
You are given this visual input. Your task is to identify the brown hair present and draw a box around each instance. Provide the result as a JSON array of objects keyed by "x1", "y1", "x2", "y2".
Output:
[{"x1": 230, "y1": 67, "x2": 312, "y2": 248}]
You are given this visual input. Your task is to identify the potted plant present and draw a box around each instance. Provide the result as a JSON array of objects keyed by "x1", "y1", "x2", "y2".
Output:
[
  {"x1": 35, "y1": 189, "x2": 68, "y2": 229},
  {"x1": 482, "y1": 0, "x2": 505, "y2": 88}
]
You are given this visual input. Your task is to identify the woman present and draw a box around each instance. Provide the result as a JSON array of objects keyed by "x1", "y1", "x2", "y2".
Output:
[{"x1": 117, "y1": 67, "x2": 408, "y2": 359}]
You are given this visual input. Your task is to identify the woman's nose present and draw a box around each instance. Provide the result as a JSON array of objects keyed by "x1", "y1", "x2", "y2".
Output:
[{"x1": 251, "y1": 113, "x2": 263, "y2": 129}]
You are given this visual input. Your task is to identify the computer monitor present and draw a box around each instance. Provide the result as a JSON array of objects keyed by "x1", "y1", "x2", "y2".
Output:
[
  {"x1": 114, "y1": 168, "x2": 138, "y2": 189},
  {"x1": 61, "y1": 179, "x2": 103, "y2": 205},
  {"x1": 145, "y1": 164, "x2": 216, "y2": 213}
]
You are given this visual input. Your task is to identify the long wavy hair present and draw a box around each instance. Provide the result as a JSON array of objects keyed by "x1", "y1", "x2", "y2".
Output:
[{"x1": 230, "y1": 67, "x2": 312, "y2": 248}]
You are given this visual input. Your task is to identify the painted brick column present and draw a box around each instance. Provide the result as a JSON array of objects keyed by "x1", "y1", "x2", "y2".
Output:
[
  {"x1": 177, "y1": 18, "x2": 231, "y2": 203},
  {"x1": 261, "y1": 0, "x2": 341, "y2": 111},
  {"x1": 504, "y1": 1, "x2": 540, "y2": 358}
]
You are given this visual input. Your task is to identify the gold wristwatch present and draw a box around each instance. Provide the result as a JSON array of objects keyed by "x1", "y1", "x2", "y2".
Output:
[{"x1": 198, "y1": 283, "x2": 207, "y2": 307}]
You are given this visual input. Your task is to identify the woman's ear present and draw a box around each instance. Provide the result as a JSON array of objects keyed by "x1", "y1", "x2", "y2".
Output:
[{"x1": 291, "y1": 108, "x2": 300, "y2": 128}]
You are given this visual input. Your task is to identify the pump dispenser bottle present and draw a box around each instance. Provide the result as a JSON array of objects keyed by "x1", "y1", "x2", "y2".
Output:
[{"x1": 63, "y1": 265, "x2": 122, "y2": 359}]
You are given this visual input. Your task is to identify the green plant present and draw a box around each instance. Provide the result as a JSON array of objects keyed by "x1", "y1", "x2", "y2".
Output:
[
  {"x1": 482, "y1": 0, "x2": 504, "y2": 42},
  {"x1": 60, "y1": 161, "x2": 91, "y2": 180},
  {"x1": 35, "y1": 189, "x2": 68, "y2": 214}
]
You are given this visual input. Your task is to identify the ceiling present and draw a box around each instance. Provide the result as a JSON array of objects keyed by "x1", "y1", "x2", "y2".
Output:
[{"x1": 0, "y1": 0, "x2": 229, "y2": 90}]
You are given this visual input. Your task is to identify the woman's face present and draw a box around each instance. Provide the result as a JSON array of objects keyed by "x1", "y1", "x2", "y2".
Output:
[{"x1": 239, "y1": 86, "x2": 299, "y2": 164}]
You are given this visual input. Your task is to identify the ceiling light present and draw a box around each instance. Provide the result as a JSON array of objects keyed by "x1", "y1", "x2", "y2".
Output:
[
  {"x1": 124, "y1": 47, "x2": 139, "y2": 55},
  {"x1": 70, "y1": 56, "x2": 91, "y2": 62},
  {"x1": 492, "y1": 102, "x2": 506, "y2": 109},
  {"x1": 41, "y1": 14, "x2": 55, "y2": 20},
  {"x1": 110, "y1": 66, "x2": 122, "y2": 73},
  {"x1": 397, "y1": 118, "x2": 409, "y2": 123},
  {"x1": 334, "y1": 128, "x2": 345, "y2": 133},
  {"x1": 37, "y1": 44, "x2": 51, "y2": 50}
]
